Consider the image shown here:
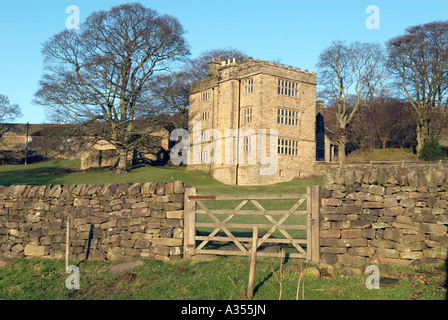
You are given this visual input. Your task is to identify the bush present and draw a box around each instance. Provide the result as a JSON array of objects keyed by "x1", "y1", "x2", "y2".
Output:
[{"x1": 418, "y1": 138, "x2": 445, "y2": 161}]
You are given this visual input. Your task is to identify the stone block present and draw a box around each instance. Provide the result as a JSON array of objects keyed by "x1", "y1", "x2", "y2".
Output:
[
  {"x1": 320, "y1": 229, "x2": 340, "y2": 238},
  {"x1": 74, "y1": 198, "x2": 90, "y2": 207},
  {"x1": 341, "y1": 229, "x2": 362, "y2": 239},
  {"x1": 372, "y1": 222, "x2": 390, "y2": 229},
  {"x1": 351, "y1": 220, "x2": 372, "y2": 228},
  {"x1": 383, "y1": 228, "x2": 403, "y2": 243},
  {"x1": 383, "y1": 206, "x2": 404, "y2": 216},
  {"x1": 361, "y1": 228, "x2": 375, "y2": 239},
  {"x1": 400, "y1": 251, "x2": 423, "y2": 260},
  {"x1": 131, "y1": 233, "x2": 154, "y2": 241},
  {"x1": 376, "y1": 248, "x2": 399, "y2": 259},
  {"x1": 162, "y1": 202, "x2": 183, "y2": 211},
  {"x1": 173, "y1": 181, "x2": 184, "y2": 193},
  {"x1": 399, "y1": 199, "x2": 415, "y2": 208},
  {"x1": 332, "y1": 221, "x2": 351, "y2": 229},
  {"x1": 422, "y1": 248, "x2": 446, "y2": 259},
  {"x1": 320, "y1": 238, "x2": 339, "y2": 247},
  {"x1": 368, "y1": 185, "x2": 385, "y2": 196},
  {"x1": 100, "y1": 220, "x2": 117, "y2": 230},
  {"x1": 348, "y1": 247, "x2": 375, "y2": 257},
  {"x1": 321, "y1": 246, "x2": 347, "y2": 254},
  {"x1": 134, "y1": 239, "x2": 151, "y2": 249},
  {"x1": 151, "y1": 238, "x2": 183, "y2": 246},
  {"x1": 337, "y1": 254, "x2": 367, "y2": 265},
  {"x1": 24, "y1": 244, "x2": 49, "y2": 256},
  {"x1": 340, "y1": 238, "x2": 368, "y2": 247},
  {"x1": 362, "y1": 202, "x2": 384, "y2": 209},
  {"x1": 420, "y1": 223, "x2": 447, "y2": 235},
  {"x1": 321, "y1": 198, "x2": 341, "y2": 206},
  {"x1": 396, "y1": 216, "x2": 413, "y2": 224},
  {"x1": 162, "y1": 219, "x2": 183, "y2": 228},
  {"x1": 166, "y1": 210, "x2": 183, "y2": 219},
  {"x1": 322, "y1": 214, "x2": 346, "y2": 221},
  {"x1": 335, "y1": 206, "x2": 363, "y2": 214},
  {"x1": 384, "y1": 197, "x2": 399, "y2": 208}
]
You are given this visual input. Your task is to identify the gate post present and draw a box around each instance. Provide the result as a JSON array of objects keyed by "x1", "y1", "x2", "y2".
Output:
[
  {"x1": 183, "y1": 187, "x2": 197, "y2": 259},
  {"x1": 310, "y1": 185, "x2": 321, "y2": 263}
]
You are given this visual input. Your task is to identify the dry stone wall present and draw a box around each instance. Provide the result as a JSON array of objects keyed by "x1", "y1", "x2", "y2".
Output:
[
  {"x1": 321, "y1": 167, "x2": 448, "y2": 265},
  {"x1": 0, "y1": 181, "x2": 185, "y2": 262}
]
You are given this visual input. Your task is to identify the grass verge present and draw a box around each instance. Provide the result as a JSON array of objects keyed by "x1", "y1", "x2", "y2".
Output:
[{"x1": 0, "y1": 257, "x2": 446, "y2": 300}]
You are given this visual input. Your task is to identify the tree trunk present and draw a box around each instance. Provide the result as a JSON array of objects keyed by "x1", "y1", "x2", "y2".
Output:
[
  {"x1": 116, "y1": 148, "x2": 128, "y2": 174},
  {"x1": 416, "y1": 119, "x2": 430, "y2": 156},
  {"x1": 337, "y1": 135, "x2": 347, "y2": 161}
]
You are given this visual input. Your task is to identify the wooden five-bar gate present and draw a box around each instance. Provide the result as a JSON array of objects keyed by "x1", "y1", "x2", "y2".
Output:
[{"x1": 183, "y1": 186, "x2": 321, "y2": 263}]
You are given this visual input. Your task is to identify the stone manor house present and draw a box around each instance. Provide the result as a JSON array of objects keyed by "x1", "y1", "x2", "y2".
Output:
[{"x1": 187, "y1": 57, "x2": 331, "y2": 185}]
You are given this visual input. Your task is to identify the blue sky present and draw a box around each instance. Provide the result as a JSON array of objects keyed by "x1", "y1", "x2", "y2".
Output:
[{"x1": 0, "y1": 0, "x2": 447, "y2": 124}]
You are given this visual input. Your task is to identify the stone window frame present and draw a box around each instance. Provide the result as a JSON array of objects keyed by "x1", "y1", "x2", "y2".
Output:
[
  {"x1": 242, "y1": 106, "x2": 253, "y2": 124},
  {"x1": 244, "y1": 78, "x2": 254, "y2": 94},
  {"x1": 277, "y1": 138, "x2": 299, "y2": 156},
  {"x1": 277, "y1": 78, "x2": 299, "y2": 98},
  {"x1": 243, "y1": 136, "x2": 252, "y2": 154},
  {"x1": 199, "y1": 91, "x2": 210, "y2": 101},
  {"x1": 277, "y1": 107, "x2": 299, "y2": 126},
  {"x1": 200, "y1": 110, "x2": 210, "y2": 121},
  {"x1": 198, "y1": 150, "x2": 208, "y2": 163},
  {"x1": 201, "y1": 130, "x2": 210, "y2": 141}
]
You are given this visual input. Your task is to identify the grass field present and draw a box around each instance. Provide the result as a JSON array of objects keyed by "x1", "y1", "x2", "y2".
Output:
[
  {"x1": 0, "y1": 159, "x2": 322, "y2": 195},
  {"x1": 0, "y1": 257, "x2": 445, "y2": 300}
]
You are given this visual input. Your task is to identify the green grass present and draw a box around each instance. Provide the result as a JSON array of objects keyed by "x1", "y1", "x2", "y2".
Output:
[
  {"x1": 347, "y1": 148, "x2": 419, "y2": 162},
  {"x1": 0, "y1": 159, "x2": 323, "y2": 195},
  {"x1": 0, "y1": 257, "x2": 445, "y2": 300}
]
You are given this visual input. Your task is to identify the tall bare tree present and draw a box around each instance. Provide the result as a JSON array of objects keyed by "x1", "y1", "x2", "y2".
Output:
[
  {"x1": 316, "y1": 41, "x2": 385, "y2": 160},
  {"x1": 147, "y1": 47, "x2": 247, "y2": 129},
  {"x1": 33, "y1": 3, "x2": 190, "y2": 172},
  {"x1": 386, "y1": 20, "x2": 448, "y2": 154},
  {"x1": 0, "y1": 94, "x2": 22, "y2": 138}
]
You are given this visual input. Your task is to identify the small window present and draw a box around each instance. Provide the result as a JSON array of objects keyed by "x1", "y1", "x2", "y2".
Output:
[
  {"x1": 278, "y1": 79, "x2": 298, "y2": 98},
  {"x1": 244, "y1": 136, "x2": 252, "y2": 153},
  {"x1": 201, "y1": 130, "x2": 209, "y2": 141},
  {"x1": 277, "y1": 138, "x2": 298, "y2": 156},
  {"x1": 243, "y1": 107, "x2": 253, "y2": 124},
  {"x1": 200, "y1": 110, "x2": 210, "y2": 121},
  {"x1": 277, "y1": 108, "x2": 299, "y2": 126},
  {"x1": 199, "y1": 150, "x2": 208, "y2": 163},
  {"x1": 200, "y1": 91, "x2": 210, "y2": 101},
  {"x1": 244, "y1": 78, "x2": 254, "y2": 94}
]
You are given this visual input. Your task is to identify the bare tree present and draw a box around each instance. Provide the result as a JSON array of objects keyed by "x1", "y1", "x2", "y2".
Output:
[
  {"x1": 33, "y1": 3, "x2": 190, "y2": 173},
  {"x1": 316, "y1": 41, "x2": 385, "y2": 160},
  {"x1": 147, "y1": 47, "x2": 247, "y2": 129},
  {"x1": 182, "y1": 47, "x2": 247, "y2": 82},
  {"x1": 386, "y1": 20, "x2": 448, "y2": 154},
  {"x1": 0, "y1": 94, "x2": 22, "y2": 138},
  {"x1": 349, "y1": 97, "x2": 416, "y2": 150},
  {"x1": 145, "y1": 71, "x2": 190, "y2": 129}
]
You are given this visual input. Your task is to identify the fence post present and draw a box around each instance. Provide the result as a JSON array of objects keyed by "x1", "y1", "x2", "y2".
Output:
[
  {"x1": 65, "y1": 214, "x2": 71, "y2": 270},
  {"x1": 183, "y1": 187, "x2": 197, "y2": 259},
  {"x1": 310, "y1": 185, "x2": 321, "y2": 263},
  {"x1": 247, "y1": 227, "x2": 258, "y2": 300}
]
